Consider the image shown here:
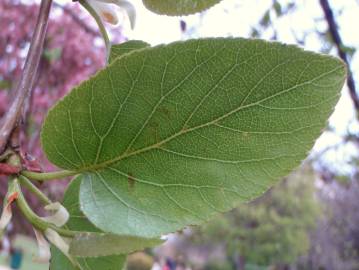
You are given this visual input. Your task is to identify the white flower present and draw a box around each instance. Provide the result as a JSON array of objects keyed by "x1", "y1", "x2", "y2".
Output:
[
  {"x1": 33, "y1": 228, "x2": 51, "y2": 264},
  {"x1": 41, "y1": 202, "x2": 69, "y2": 227},
  {"x1": 45, "y1": 229, "x2": 78, "y2": 267},
  {"x1": 0, "y1": 201, "x2": 12, "y2": 237},
  {"x1": 86, "y1": 0, "x2": 136, "y2": 28}
]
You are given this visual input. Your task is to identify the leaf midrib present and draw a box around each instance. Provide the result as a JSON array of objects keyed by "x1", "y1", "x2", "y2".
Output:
[{"x1": 75, "y1": 64, "x2": 342, "y2": 174}]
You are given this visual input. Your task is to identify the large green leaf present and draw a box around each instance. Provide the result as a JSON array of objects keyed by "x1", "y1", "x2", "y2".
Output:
[
  {"x1": 50, "y1": 177, "x2": 127, "y2": 269},
  {"x1": 51, "y1": 246, "x2": 126, "y2": 270},
  {"x1": 60, "y1": 176, "x2": 162, "y2": 257},
  {"x1": 109, "y1": 40, "x2": 150, "y2": 64},
  {"x1": 70, "y1": 233, "x2": 162, "y2": 257},
  {"x1": 142, "y1": 0, "x2": 222, "y2": 15},
  {"x1": 41, "y1": 38, "x2": 346, "y2": 238},
  {"x1": 61, "y1": 176, "x2": 96, "y2": 232}
]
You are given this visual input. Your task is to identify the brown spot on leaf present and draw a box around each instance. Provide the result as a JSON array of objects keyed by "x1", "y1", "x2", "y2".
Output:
[
  {"x1": 148, "y1": 121, "x2": 160, "y2": 143},
  {"x1": 128, "y1": 173, "x2": 135, "y2": 192},
  {"x1": 181, "y1": 124, "x2": 189, "y2": 132},
  {"x1": 159, "y1": 106, "x2": 172, "y2": 119},
  {"x1": 149, "y1": 121, "x2": 159, "y2": 129}
]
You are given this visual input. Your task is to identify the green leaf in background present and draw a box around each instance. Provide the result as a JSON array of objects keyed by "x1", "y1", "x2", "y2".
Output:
[
  {"x1": 273, "y1": 0, "x2": 283, "y2": 17},
  {"x1": 142, "y1": 0, "x2": 222, "y2": 15},
  {"x1": 44, "y1": 47, "x2": 62, "y2": 62},
  {"x1": 0, "y1": 80, "x2": 11, "y2": 90},
  {"x1": 50, "y1": 177, "x2": 126, "y2": 269},
  {"x1": 109, "y1": 40, "x2": 150, "y2": 64},
  {"x1": 61, "y1": 176, "x2": 97, "y2": 232},
  {"x1": 41, "y1": 38, "x2": 346, "y2": 238},
  {"x1": 61, "y1": 176, "x2": 161, "y2": 257},
  {"x1": 70, "y1": 232, "x2": 162, "y2": 257},
  {"x1": 50, "y1": 176, "x2": 160, "y2": 268},
  {"x1": 51, "y1": 246, "x2": 126, "y2": 270}
]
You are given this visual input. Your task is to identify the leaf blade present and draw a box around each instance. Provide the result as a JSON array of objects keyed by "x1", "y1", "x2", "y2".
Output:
[
  {"x1": 60, "y1": 176, "x2": 162, "y2": 257},
  {"x1": 50, "y1": 176, "x2": 127, "y2": 268},
  {"x1": 70, "y1": 233, "x2": 162, "y2": 257},
  {"x1": 42, "y1": 38, "x2": 346, "y2": 237},
  {"x1": 109, "y1": 40, "x2": 150, "y2": 64},
  {"x1": 142, "y1": 0, "x2": 223, "y2": 15},
  {"x1": 51, "y1": 246, "x2": 126, "y2": 270}
]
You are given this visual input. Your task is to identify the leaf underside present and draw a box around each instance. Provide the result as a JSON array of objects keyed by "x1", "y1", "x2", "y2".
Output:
[
  {"x1": 51, "y1": 246, "x2": 126, "y2": 270},
  {"x1": 50, "y1": 176, "x2": 159, "y2": 268},
  {"x1": 109, "y1": 40, "x2": 150, "y2": 64},
  {"x1": 50, "y1": 177, "x2": 126, "y2": 269},
  {"x1": 41, "y1": 38, "x2": 346, "y2": 238},
  {"x1": 142, "y1": 0, "x2": 223, "y2": 15},
  {"x1": 61, "y1": 176, "x2": 161, "y2": 256}
]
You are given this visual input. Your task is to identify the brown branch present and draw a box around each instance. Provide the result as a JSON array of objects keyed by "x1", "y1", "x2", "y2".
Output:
[
  {"x1": 319, "y1": 0, "x2": 359, "y2": 113},
  {"x1": 0, "y1": 0, "x2": 53, "y2": 154}
]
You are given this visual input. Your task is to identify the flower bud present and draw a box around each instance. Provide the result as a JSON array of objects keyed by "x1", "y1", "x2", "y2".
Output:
[{"x1": 41, "y1": 202, "x2": 69, "y2": 227}]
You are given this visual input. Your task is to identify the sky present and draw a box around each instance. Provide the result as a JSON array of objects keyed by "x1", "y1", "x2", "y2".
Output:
[{"x1": 54, "y1": 0, "x2": 359, "y2": 174}]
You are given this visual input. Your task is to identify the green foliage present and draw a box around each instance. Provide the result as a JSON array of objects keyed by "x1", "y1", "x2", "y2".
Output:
[
  {"x1": 259, "y1": 10, "x2": 271, "y2": 27},
  {"x1": 51, "y1": 246, "x2": 126, "y2": 270},
  {"x1": 65, "y1": 176, "x2": 161, "y2": 258},
  {"x1": 0, "y1": 80, "x2": 11, "y2": 90},
  {"x1": 109, "y1": 41, "x2": 150, "y2": 64},
  {"x1": 41, "y1": 38, "x2": 345, "y2": 242},
  {"x1": 44, "y1": 47, "x2": 62, "y2": 62},
  {"x1": 273, "y1": 1, "x2": 283, "y2": 16},
  {"x1": 204, "y1": 261, "x2": 233, "y2": 270},
  {"x1": 192, "y1": 168, "x2": 320, "y2": 267},
  {"x1": 142, "y1": 0, "x2": 222, "y2": 15},
  {"x1": 70, "y1": 232, "x2": 162, "y2": 257},
  {"x1": 50, "y1": 176, "x2": 160, "y2": 269},
  {"x1": 0, "y1": 0, "x2": 348, "y2": 268}
]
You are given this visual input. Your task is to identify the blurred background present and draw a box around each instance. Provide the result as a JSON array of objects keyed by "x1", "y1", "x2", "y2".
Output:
[{"x1": 1, "y1": 0, "x2": 359, "y2": 269}]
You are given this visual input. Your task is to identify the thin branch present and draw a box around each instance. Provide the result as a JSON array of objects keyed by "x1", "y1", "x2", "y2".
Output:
[
  {"x1": 12, "y1": 178, "x2": 76, "y2": 238},
  {"x1": 53, "y1": 1, "x2": 99, "y2": 36},
  {"x1": 0, "y1": 0, "x2": 53, "y2": 154},
  {"x1": 319, "y1": 0, "x2": 359, "y2": 114},
  {"x1": 19, "y1": 175, "x2": 52, "y2": 205},
  {"x1": 21, "y1": 169, "x2": 78, "y2": 181}
]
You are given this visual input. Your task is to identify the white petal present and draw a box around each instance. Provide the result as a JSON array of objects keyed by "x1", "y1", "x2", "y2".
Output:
[
  {"x1": 88, "y1": 0, "x2": 119, "y2": 25},
  {"x1": 95, "y1": 0, "x2": 136, "y2": 28},
  {"x1": 0, "y1": 202, "x2": 12, "y2": 236},
  {"x1": 45, "y1": 229, "x2": 78, "y2": 267},
  {"x1": 33, "y1": 229, "x2": 51, "y2": 264},
  {"x1": 41, "y1": 202, "x2": 69, "y2": 227}
]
